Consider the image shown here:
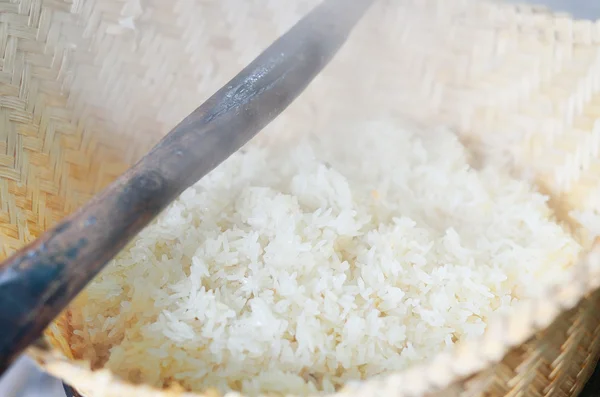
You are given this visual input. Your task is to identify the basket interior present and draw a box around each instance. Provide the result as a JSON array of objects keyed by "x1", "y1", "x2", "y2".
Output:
[
  {"x1": 2, "y1": 0, "x2": 600, "y2": 395},
  {"x1": 3, "y1": 0, "x2": 599, "y2": 256}
]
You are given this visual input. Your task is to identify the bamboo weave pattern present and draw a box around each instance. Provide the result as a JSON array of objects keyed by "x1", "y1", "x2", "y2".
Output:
[{"x1": 1, "y1": 0, "x2": 599, "y2": 396}]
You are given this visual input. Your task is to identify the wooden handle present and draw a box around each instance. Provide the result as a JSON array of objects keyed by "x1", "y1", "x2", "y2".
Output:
[{"x1": 0, "y1": 0, "x2": 373, "y2": 375}]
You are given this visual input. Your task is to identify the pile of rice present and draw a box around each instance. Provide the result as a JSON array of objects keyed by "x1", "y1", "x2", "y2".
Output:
[{"x1": 70, "y1": 121, "x2": 580, "y2": 396}]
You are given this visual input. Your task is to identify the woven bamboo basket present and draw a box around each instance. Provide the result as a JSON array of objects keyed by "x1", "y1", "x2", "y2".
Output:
[{"x1": 3, "y1": 0, "x2": 600, "y2": 395}]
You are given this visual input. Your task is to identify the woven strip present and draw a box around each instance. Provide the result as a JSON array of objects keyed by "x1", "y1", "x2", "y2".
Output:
[{"x1": 0, "y1": 0, "x2": 597, "y2": 396}]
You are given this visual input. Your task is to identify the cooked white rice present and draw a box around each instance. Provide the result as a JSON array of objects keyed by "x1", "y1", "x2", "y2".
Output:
[{"x1": 70, "y1": 121, "x2": 580, "y2": 396}]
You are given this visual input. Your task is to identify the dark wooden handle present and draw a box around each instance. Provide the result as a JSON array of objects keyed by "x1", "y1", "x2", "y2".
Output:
[{"x1": 0, "y1": 0, "x2": 373, "y2": 376}]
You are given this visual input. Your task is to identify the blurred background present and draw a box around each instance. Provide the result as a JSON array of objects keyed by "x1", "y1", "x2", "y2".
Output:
[
  {"x1": 0, "y1": 0, "x2": 599, "y2": 397},
  {"x1": 502, "y1": 0, "x2": 600, "y2": 18}
]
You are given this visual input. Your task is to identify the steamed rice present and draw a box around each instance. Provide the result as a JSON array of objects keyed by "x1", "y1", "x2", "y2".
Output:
[{"x1": 70, "y1": 121, "x2": 580, "y2": 396}]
